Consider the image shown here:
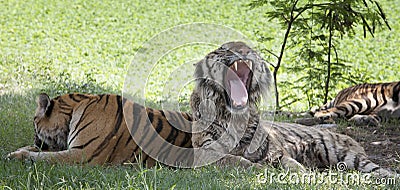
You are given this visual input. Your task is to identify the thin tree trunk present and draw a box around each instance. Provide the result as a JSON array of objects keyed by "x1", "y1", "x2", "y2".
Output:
[
  {"x1": 273, "y1": 70, "x2": 279, "y2": 110},
  {"x1": 273, "y1": 0, "x2": 304, "y2": 110},
  {"x1": 274, "y1": 5, "x2": 299, "y2": 110},
  {"x1": 324, "y1": 10, "x2": 333, "y2": 104}
]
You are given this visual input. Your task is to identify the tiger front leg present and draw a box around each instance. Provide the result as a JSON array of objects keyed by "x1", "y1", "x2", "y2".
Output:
[
  {"x1": 314, "y1": 100, "x2": 362, "y2": 122},
  {"x1": 7, "y1": 148, "x2": 88, "y2": 164}
]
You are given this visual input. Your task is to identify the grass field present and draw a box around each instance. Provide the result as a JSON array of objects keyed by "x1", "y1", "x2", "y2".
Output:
[{"x1": 1, "y1": 0, "x2": 400, "y2": 189}]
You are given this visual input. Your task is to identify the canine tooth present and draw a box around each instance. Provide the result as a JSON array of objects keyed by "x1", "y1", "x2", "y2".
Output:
[
  {"x1": 246, "y1": 60, "x2": 252, "y2": 69},
  {"x1": 234, "y1": 62, "x2": 238, "y2": 71}
]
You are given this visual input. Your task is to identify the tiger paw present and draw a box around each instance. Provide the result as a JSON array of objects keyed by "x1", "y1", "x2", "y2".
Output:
[
  {"x1": 238, "y1": 157, "x2": 263, "y2": 169},
  {"x1": 217, "y1": 154, "x2": 262, "y2": 169},
  {"x1": 7, "y1": 149, "x2": 30, "y2": 160},
  {"x1": 253, "y1": 162, "x2": 263, "y2": 169},
  {"x1": 314, "y1": 112, "x2": 335, "y2": 123},
  {"x1": 295, "y1": 117, "x2": 321, "y2": 126},
  {"x1": 349, "y1": 115, "x2": 380, "y2": 126}
]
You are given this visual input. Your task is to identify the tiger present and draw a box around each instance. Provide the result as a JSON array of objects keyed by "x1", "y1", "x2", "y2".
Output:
[
  {"x1": 313, "y1": 81, "x2": 400, "y2": 126},
  {"x1": 189, "y1": 41, "x2": 396, "y2": 177},
  {"x1": 7, "y1": 93, "x2": 194, "y2": 167}
]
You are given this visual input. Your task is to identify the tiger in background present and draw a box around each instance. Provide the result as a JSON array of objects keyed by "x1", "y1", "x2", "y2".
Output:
[
  {"x1": 7, "y1": 93, "x2": 193, "y2": 167},
  {"x1": 313, "y1": 81, "x2": 400, "y2": 126},
  {"x1": 190, "y1": 41, "x2": 396, "y2": 177}
]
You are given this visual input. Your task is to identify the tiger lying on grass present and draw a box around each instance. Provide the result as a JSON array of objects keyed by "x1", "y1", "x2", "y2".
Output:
[
  {"x1": 190, "y1": 41, "x2": 396, "y2": 177},
  {"x1": 7, "y1": 93, "x2": 193, "y2": 167},
  {"x1": 313, "y1": 81, "x2": 400, "y2": 126}
]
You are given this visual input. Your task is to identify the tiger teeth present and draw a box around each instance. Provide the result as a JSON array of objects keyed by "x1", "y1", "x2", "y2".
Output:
[
  {"x1": 233, "y1": 60, "x2": 252, "y2": 70},
  {"x1": 243, "y1": 60, "x2": 252, "y2": 69}
]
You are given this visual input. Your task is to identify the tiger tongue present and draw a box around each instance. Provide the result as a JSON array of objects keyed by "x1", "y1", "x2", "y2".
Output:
[{"x1": 229, "y1": 79, "x2": 248, "y2": 107}]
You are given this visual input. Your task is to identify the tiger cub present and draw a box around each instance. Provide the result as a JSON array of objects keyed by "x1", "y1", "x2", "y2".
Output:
[
  {"x1": 190, "y1": 41, "x2": 396, "y2": 176},
  {"x1": 314, "y1": 81, "x2": 400, "y2": 126},
  {"x1": 7, "y1": 93, "x2": 193, "y2": 167}
]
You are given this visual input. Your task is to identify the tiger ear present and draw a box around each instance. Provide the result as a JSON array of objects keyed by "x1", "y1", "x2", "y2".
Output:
[
  {"x1": 193, "y1": 59, "x2": 203, "y2": 66},
  {"x1": 36, "y1": 93, "x2": 51, "y2": 118}
]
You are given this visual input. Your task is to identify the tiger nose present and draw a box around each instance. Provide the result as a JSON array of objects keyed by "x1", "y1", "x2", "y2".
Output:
[{"x1": 238, "y1": 48, "x2": 250, "y2": 55}]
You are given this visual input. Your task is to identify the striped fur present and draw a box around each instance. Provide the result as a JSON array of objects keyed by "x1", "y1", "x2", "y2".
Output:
[
  {"x1": 8, "y1": 93, "x2": 193, "y2": 167},
  {"x1": 314, "y1": 81, "x2": 400, "y2": 125},
  {"x1": 190, "y1": 42, "x2": 395, "y2": 176},
  {"x1": 247, "y1": 121, "x2": 394, "y2": 177}
]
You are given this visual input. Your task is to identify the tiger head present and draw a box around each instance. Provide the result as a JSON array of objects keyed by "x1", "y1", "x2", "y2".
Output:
[
  {"x1": 191, "y1": 41, "x2": 271, "y2": 116},
  {"x1": 33, "y1": 93, "x2": 71, "y2": 151}
]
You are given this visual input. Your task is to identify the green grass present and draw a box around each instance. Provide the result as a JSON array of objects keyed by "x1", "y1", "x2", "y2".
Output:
[
  {"x1": 1, "y1": 0, "x2": 400, "y2": 189},
  {"x1": 3, "y1": 161, "x2": 397, "y2": 189}
]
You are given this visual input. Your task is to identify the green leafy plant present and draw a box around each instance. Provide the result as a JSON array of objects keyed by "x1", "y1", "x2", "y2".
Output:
[{"x1": 249, "y1": 0, "x2": 391, "y2": 110}]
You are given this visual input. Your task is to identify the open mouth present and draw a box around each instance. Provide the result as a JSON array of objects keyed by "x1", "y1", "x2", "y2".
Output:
[{"x1": 224, "y1": 59, "x2": 253, "y2": 110}]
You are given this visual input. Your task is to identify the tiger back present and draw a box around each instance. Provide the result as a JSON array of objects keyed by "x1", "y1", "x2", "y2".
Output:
[
  {"x1": 314, "y1": 81, "x2": 400, "y2": 126},
  {"x1": 8, "y1": 93, "x2": 193, "y2": 167}
]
